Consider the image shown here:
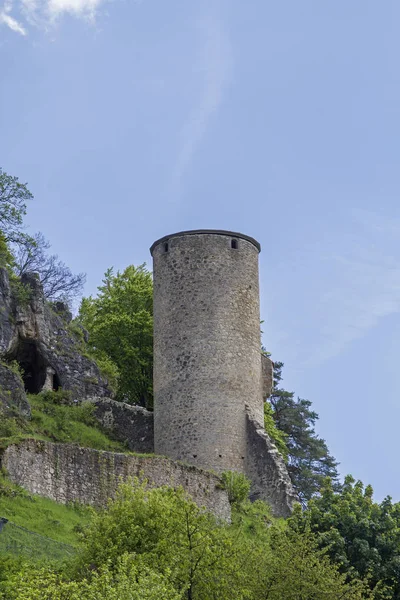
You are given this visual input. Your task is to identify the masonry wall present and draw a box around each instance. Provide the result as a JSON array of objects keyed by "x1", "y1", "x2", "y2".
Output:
[
  {"x1": 245, "y1": 409, "x2": 297, "y2": 517},
  {"x1": 2, "y1": 440, "x2": 231, "y2": 521},
  {"x1": 152, "y1": 231, "x2": 263, "y2": 475},
  {"x1": 90, "y1": 398, "x2": 154, "y2": 453}
]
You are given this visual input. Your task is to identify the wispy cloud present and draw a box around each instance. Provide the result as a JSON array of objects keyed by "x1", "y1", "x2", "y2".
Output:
[
  {"x1": 171, "y1": 15, "x2": 233, "y2": 199},
  {"x1": 1, "y1": 0, "x2": 119, "y2": 34},
  {"x1": 302, "y1": 209, "x2": 400, "y2": 365},
  {"x1": 45, "y1": 0, "x2": 102, "y2": 21},
  {"x1": 268, "y1": 208, "x2": 400, "y2": 369},
  {"x1": 0, "y1": 0, "x2": 26, "y2": 35}
]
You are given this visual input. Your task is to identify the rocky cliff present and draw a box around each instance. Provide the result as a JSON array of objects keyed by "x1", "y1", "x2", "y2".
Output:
[{"x1": 0, "y1": 268, "x2": 111, "y2": 417}]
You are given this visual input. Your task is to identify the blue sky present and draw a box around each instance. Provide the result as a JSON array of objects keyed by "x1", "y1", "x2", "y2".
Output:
[{"x1": 2, "y1": 0, "x2": 400, "y2": 500}]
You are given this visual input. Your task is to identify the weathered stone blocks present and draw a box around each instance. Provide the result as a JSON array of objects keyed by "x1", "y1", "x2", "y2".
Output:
[
  {"x1": 90, "y1": 397, "x2": 154, "y2": 453},
  {"x1": 2, "y1": 440, "x2": 231, "y2": 521},
  {"x1": 151, "y1": 230, "x2": 264, "y2": 475},
  {"x1": 151, "y1": 230, "x2": 296, "y2": 516},
  {"x1": 245, "y1": 407, "x2": 297, "y2": 517}
]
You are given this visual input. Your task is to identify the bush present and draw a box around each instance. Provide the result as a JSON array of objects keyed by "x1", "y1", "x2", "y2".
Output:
[
  {"x1": 0, "y1": 472, "x2": 30, "y2": 498},
  {"x1": 37, "y1": 389, "x2": 73, "y2": 406},
  {"x1": 0, "y1": 417, "x2": 21, "y2": 439},
  {"x1": 264, "y1": 401, "x2": 289, "y2": 461},
  {"x1": 220, "y1": 471, "x2": 251, "y2": 505}
]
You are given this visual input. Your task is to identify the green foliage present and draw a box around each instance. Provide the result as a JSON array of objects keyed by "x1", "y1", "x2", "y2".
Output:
[
  {"x1": 249, "y1": 523, "x2": 371, "y2": 600},
  {"x1": 9, "y1": 276, "x2": 32, "y2": 307},
  {"x1": 5, "y1": 555, "x2": 181, "y2": 600},
  {"x1": 291, "y1": 476, "x2": 400, "y2": 599},
  {"x1": 0, "y1": 168, "x2": 32, "y2": 245},
  {"x1": 0, "y1": 479, "x2": 373, "y2": 599},
  {"x1": 0, "y1": 472, "x2": 29, "y2": 499},
  {"x1": 264, "y1": 401, "x2": 289, "y2": 460},
  {"x1": 0, "y1": 232, "x2": 14, "y2": 270},
  {"x1": 73, "y1": 480, "x2": 250, "y2": 599},
  {"x1": 27, "y1": 393, "x2": 125, "y2": 451},
  {"x1": 78, "y1": 264, "x2": 153, "y2": 408},
  {"x1": 0, "y1": 169, "x2": 85, "y2": 303},
  {"x1": 0, "y1": 477, "x2": 90, "y2": 548},
  {"x1": 231, "y1": 498, "x2": 273, "y2": 538},
  {"x1": 35, "y1": 389, "x2": 74, "y2": 406},
  {"x1": 268, "y1": 361, "x2": 339, "y2": 502},
  {"x1": 0, "y1": 520, "x2": 76, "y2": 563},
  {"x1": 2, "y1": 360, "x2": 24, "y2": 381},
  {"x1": 0, "y1": 414, "x2": 21, "y2": 440},
  {"x1": 84, "y1": 349, "x2": 120, "y2": 394},
  {"x1": 220, "y1": 471, "x2": 251, "y2": 505},
  {"x1": 0, "y1": 390, "x2": 126, "y2": 452}
]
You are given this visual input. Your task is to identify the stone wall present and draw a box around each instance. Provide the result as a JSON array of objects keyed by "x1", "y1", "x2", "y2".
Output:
[
  {"x1": 261, "y1": 354, "x2": 274, "y2": 399},
  {"x1": 245, "y1": 408, "x2": 297, "y2": 517},
  {"x1": 90, "y1": 398, "x2": 154, "y2": 453},
  {"x1": 2, "y1": 440, "x2": 231, "y2": 521}
]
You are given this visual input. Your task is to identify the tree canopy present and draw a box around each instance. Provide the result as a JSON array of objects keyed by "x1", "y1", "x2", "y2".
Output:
[
  {"x1": 291, "y1": 476, "x2": 400, "y2": 599},
  {"x1": 267, "y1": 361, "x2": 339, "y2": 503},
  {"x1": 2, "y1": 479, "x2": 372, "y2": 600},
  {"x1": 78, "y1": 265, "x2": 153, "y2": 407},
  {"x1": 0, "y1": 168, "x2": 32, "y2": 246}
]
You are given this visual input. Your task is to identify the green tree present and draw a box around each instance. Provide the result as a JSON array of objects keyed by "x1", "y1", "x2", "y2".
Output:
[
  {"x1": 291, "y1": 476, "x2": 400, "y2": 599},
  {"x1": 74, "y1": 479, "x2": 252, "y2": 600},
  {"x1": 5, "y1": 555, "x2": 181, "y2": 600},
  {"x1": 250, "y1": 522, "x2": 371, "y2": 600},
  {"x1": 0, "y1": 168, "x2": 32, "y2": 245},
  {"x1": 1, "y1": 481, "x2": 373, "y2": 600},
  {"x1": 0, "y1": 168, "x2": 85, "y2": 303},
  {"x1": 78, "y1": 265, "x2": 153, "y2": 407},
  {"x1": 268, "y1": 361, "x2": 339, "y2": 502}
]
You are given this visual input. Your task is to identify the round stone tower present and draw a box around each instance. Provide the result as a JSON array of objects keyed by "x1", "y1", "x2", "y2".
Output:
[{"x1": 150, "y1": 230, "x2": 263, "y2": 474}]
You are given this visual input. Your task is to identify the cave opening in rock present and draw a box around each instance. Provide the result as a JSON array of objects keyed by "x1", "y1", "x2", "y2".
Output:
[
  {"x1": 15, "y1": 342, "x2": 47, "y2": 393},
  {"x1": 7, "y1": 341, "x2": 59, "y2": 394},
  {"x1": 53, "y1": 372, "x2": 60, "y2": 392}
]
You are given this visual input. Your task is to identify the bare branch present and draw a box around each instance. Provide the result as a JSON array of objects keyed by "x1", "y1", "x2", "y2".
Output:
[{"x1": 13, "y1": 232, "x2": 86, "y2": 303}]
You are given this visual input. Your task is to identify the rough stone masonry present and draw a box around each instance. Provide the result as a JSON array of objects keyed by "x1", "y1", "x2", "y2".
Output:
[
  {"x1": 151, "y1": 230, "x2": 296, "y2": 517},
  {"x1": 2, "y1": 440, "x2": 230, "y2": 521}
]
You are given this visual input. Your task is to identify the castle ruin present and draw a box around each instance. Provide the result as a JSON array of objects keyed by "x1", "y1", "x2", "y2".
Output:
[
  {"x1": 0, "y1": 230, "x2": 296, "y2": 518},
  {"x1": 151, "y1": 230, "x2": 296, "y2": 515}
]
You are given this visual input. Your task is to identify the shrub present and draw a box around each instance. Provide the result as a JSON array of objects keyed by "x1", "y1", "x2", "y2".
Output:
[{"x1": 220, "y1": 471, "x2": 251, "y2": 505}]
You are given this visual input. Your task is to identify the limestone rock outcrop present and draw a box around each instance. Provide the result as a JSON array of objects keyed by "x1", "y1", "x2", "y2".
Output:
[
  {"x1": 0, "y1": 268, "x2": 111, "y2": 412},
  {"x1": 0, "y1": 362, "x2": 31, "y2": 418}
]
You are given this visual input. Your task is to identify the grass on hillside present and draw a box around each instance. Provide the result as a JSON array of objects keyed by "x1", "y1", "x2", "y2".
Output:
[
  {"x1": 0, "y1": 390, "x2": 126, "y2": 452},
  {"x1": 0, "y1": 473, "x2": 91, "y2": 549}
]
